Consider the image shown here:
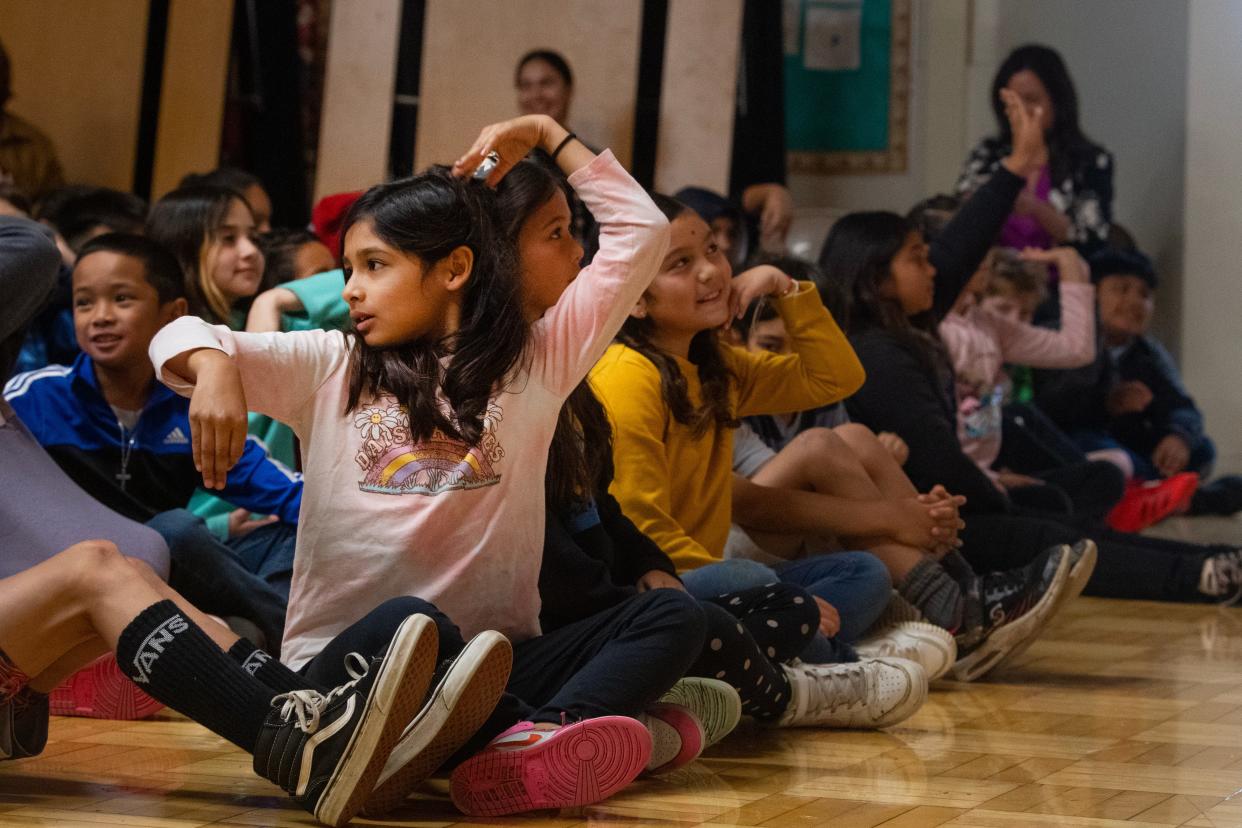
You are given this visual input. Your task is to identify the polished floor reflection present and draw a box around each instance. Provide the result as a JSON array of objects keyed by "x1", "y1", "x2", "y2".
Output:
[{"x1": 3, "y1": 594, "x2": 1242, "y2": 827}]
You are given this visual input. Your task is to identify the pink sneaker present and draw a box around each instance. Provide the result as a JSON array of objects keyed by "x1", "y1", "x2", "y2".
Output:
[
  {"x1": 638, "y1": 703, "x2": 704, "y2": 774},
  {"x1": 449, "y1": 717, "x2": 651, "y2": 816},
  {"x1": 50, "y1": 655, "x2": 164, "y2": 720}
]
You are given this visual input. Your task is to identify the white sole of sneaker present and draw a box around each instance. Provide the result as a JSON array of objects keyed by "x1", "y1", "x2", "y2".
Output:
[
  {"x1": 314, "y1": 613, "x2": 439, "y2": 828},
  {"x1": 362, "y1": 631, "x2": 513, "y2": 817},
  {"x1": 951, "y1": 549, "x2": 1071, "y2": 682},
  {"x1": 657, "y1": 677, "x2": 741, "y2": 748},
  {"x1": 1056, "y1": 541, "x2": 1098, "y2": 615}
]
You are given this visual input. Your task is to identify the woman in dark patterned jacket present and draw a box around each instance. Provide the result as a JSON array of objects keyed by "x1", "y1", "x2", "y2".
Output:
[{"x1": 956, "y1": 44, "x2": 1113, "y2": 255}]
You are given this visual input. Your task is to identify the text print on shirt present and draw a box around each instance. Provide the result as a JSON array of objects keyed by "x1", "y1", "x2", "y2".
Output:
[{"x1": 354, "y1": 398, "x2": 505, "y2": 496}]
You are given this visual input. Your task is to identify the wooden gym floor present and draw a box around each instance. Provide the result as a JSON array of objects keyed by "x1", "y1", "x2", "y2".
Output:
[{"x1": 3, "y1": 517, "x2": 1242, "y2": 827}]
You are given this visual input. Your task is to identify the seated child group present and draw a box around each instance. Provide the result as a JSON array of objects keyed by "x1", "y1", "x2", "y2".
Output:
[{"x1": 3, "y1": 43, "x2": 1241, "y2": 828}]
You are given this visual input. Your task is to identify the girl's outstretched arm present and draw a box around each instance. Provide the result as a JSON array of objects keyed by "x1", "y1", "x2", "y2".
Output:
[
  {"x1": 151, "y1": 317, "x2": 349, "y2": 488},
  {"x1": 456, "y1": 115, "x2": 670, "y2": 398}
]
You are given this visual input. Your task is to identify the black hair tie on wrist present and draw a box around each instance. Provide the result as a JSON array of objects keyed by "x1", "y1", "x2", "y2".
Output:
[{"x1": 551, "y1": 132, "x2": 578, "y2": 161}]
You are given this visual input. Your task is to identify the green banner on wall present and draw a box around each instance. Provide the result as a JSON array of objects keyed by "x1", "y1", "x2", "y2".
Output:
[{"x1": 784, "y1": 0, "x2": 909, "y2": 174}]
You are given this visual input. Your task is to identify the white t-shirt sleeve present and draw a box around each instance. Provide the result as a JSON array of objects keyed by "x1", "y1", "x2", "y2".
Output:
[{"x1": 150, "y1": 316, "x2": 349, "y2": 429}]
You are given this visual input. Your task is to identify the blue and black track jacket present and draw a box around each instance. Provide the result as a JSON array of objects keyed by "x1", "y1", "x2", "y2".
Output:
[{"x1": 4, "y1": 353, "x2": 302, "y2": 525}]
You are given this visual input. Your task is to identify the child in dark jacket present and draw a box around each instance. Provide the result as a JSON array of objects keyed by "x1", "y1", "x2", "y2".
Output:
[
  {"x1": 1034, "y1": 249, "x2": 1242, "y2": 516},
  {"x1": 4, "y1": 233, "x2": 299, "y2": 648}
]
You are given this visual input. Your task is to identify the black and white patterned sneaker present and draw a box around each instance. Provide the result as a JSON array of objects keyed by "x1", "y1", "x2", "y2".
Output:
[
  {"x1": 952, "y1": 545, "x2": 1070, "y2": 681},
  {"x1": 1, "y1": 687, "x2": 49, "y2": 761},
  {"x1": 252, "y1": 613, "x2": 438, "y2": 827}
]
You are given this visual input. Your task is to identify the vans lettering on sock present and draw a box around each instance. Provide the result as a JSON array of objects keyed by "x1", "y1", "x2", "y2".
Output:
[
  {"x1": 241, "y1": 649, "x2": 272, "y2": 676},
  {"x1": 130, "y1": 614, "x2": 190, "y2": 684}
]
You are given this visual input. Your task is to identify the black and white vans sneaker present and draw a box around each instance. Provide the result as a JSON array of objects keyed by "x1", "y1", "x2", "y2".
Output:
[
  {"x1": 252, "y1": 613, "x2": 438, "y2": 827},
  {"x1": 1, "y1": 687, "x2": 49, "y2": 761},
  {"x1": 362, "y1": 630, "x2": 513, "y2": 817}
]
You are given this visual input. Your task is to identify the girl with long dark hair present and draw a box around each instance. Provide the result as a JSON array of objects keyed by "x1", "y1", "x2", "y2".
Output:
[
  {"x1": 822, "y1": 207, "x2": 1242, "y2": 610},
  {"x1": 149, "y1": 114, "x2": 711, "y2": 817},
  {"x1": 591, "y1": 192, "x2": 941, "y2": 728},
  {"x1": 499, "y1": 159, "x2": 896, "y2": 743}
]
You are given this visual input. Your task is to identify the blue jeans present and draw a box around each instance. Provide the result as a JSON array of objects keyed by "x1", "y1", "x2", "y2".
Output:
[
  {"x1": 681, "y1": 552, "x2": 892, "y2": 663},
  {"x1": 228, "y1": 520, "x2": 297, "y2": 599},
  {"x1": 146, "y1": 509, "x2": 293, "y2": 652}
]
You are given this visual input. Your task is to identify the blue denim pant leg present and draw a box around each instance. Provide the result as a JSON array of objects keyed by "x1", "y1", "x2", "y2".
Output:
[
  {"x1": 773, "y1": 550, "x2": 892, "y2": 653},
  {"x1": 146, "y1": 509, "x2": 288, "y2": 650},
  {"x1": 227, "y1": 521, "x2": 297, "y2": 600},
  {"x1": 681, "y1": 558, "x2": 860, "y2": 664},
  {"x1": 680, "y1": 559, "x2": 779, "y2": 599}
]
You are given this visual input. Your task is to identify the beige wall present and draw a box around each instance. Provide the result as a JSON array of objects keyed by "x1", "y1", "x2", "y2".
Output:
[
  {"x1": 1181, "y1": 1, "x2": 1242, "y2": 474},
  {"x1": 970, "y1": 0, "x2": 1190, "y2": 349},
  {"x1": 786, "y1": 2, "x2": 960, "y2": 218},
  {"x1": 150, "y1": 0, "x2": 234, "y2": 199},
  {"x1": 314, "y1": 0, "x2": 402, "y2": 200},
  {"x1": 653, "y1": 0, "x2": 743, "y2": 195},
  {"x1": 0, "y1": 0, "x2": 148, "y2": 192},
  {"x1": 414, "y1": 0, "x2": 643, "y2": 172}
]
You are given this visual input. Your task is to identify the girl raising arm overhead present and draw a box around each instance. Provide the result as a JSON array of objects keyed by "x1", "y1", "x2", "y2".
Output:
[{"x1": 150, "y1": 115, "x2": 691, "y2": 817}]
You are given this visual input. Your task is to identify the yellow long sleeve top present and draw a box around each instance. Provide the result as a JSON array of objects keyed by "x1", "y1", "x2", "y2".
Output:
[{"x1": 590, "y1": 282, "x2": 865, "y2": 573}]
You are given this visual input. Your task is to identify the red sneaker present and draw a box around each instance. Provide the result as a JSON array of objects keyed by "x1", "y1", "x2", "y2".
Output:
[
  {"x1": 1107, "y1": 472, "x2": 1200, "y2": 533},
  {"x1": 50, "y1": 655, "x2": 164, "y2": 720}
]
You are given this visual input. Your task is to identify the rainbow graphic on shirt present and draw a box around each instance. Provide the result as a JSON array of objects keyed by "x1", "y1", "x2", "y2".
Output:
[{"x1": 353, "y1": 399, "x2": 504, "y2": 496}]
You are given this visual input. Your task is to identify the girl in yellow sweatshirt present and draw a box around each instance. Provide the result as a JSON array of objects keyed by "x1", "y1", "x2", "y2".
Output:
[{"x1": 591, "y1": 194, "x2": 928, "y2": 728}]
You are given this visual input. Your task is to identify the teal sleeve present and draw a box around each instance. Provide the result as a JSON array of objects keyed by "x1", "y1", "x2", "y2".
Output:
[
  {"x1": 281, "y1": 269, "x2": 349, "y2": 331},
  {"x1": 187, "y1": 489, "x2": 234, "y2": 540}
]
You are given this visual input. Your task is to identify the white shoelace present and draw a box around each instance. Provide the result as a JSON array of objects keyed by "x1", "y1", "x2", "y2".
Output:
[
  {"x1": 799, "y1": 663, "x2": 871, "y2": 714},
  {"x1": 273, "y1": 652, "x2": 371, "y2": 734}
]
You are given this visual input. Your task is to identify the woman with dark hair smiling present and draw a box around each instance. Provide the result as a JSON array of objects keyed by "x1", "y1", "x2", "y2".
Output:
[
  {"x1": 956, "y1": 44, "x2": 1113, "y2": 253},
  {"x1": 515, "y1": 49, "x2": 574, "y2": 127}
]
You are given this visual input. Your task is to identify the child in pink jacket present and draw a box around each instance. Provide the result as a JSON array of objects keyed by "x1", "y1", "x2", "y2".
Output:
[{"x1": 938, "y1": 246, "x2": 1095, "y2": 489}]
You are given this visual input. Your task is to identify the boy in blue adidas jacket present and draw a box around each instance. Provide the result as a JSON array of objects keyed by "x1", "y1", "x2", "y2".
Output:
[{"x1": 4, "y1": 233, "x2": 297, "y2": 650}]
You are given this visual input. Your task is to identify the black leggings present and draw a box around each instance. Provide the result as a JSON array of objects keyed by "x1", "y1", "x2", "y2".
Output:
[
  {"x1": 301, "y1": 589, "x2": 705, "y2": 762},
  {"x1": 998, "y1": 402, "x2": 1126, "y2": 523},
  {"x1": 689, "y1": 584, "x2": 818, "y2": 720},
  {"x1": 960, "y1": 513, "x2": 1225, "y2": 602}
]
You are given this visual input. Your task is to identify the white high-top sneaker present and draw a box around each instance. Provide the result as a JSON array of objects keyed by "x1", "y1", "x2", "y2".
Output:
[
  {"x1": 856, "y1": 621, "x2": 957, "y2": 681},
  {"x1": 775, "y1": 657, "x2": 927, "y2": 729}
]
